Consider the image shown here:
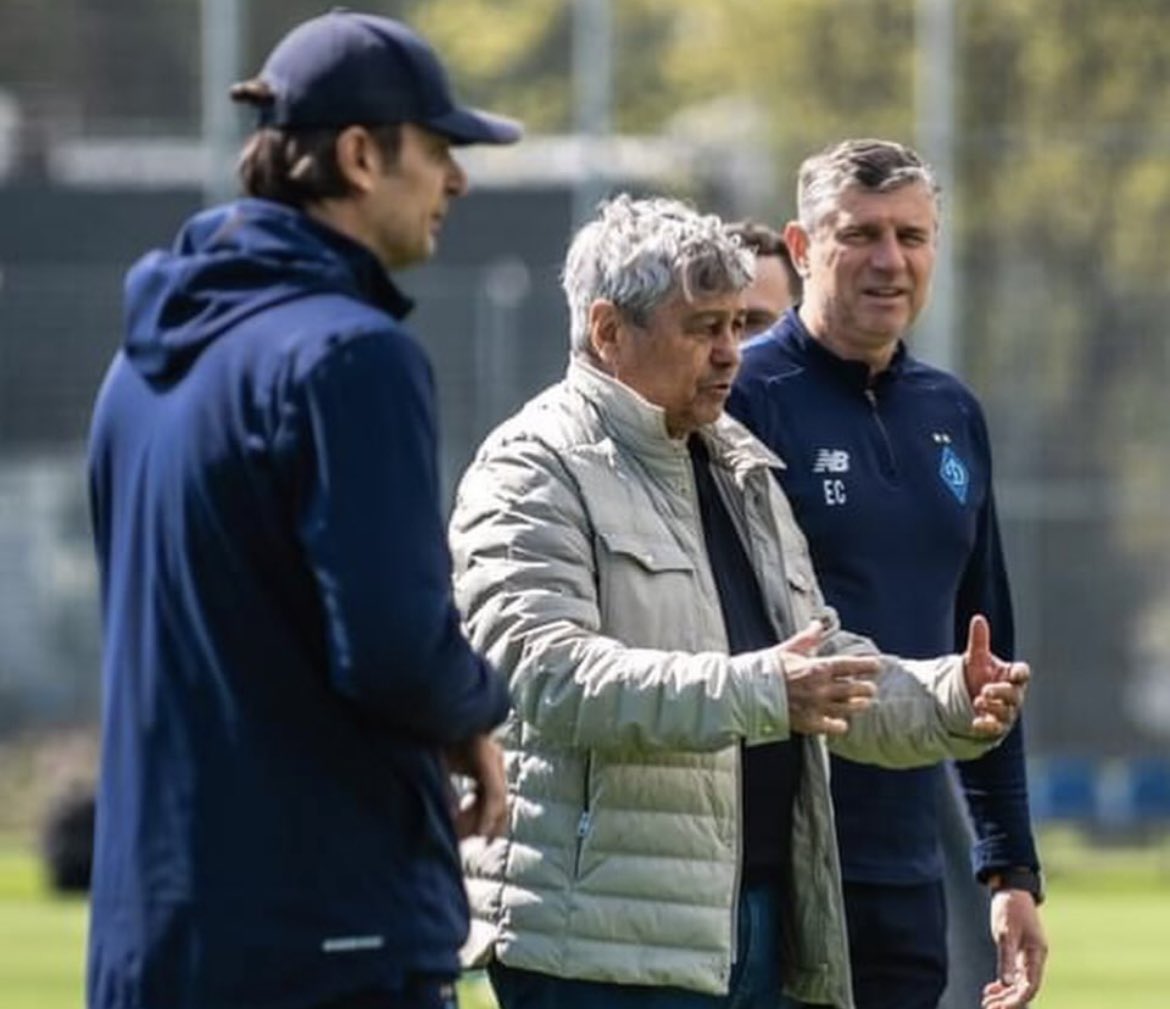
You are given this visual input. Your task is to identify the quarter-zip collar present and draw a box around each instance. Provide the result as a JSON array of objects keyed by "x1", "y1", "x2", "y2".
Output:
[{"x1": 785, "y1": 309, "x2": 909, "y2": 395}]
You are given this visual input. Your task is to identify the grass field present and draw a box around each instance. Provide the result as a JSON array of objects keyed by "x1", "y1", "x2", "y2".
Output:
[{"x1": 2, "y1": 829, "x2": 1168, "y2": 1008}]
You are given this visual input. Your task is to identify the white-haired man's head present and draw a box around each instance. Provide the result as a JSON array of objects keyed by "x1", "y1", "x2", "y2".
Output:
[
  {"x1": 562, "y1": 194, "x2": 755, "y2": 438},
  {"x1": 562, "y1": 194, "x2": 754, "y2": 358}
]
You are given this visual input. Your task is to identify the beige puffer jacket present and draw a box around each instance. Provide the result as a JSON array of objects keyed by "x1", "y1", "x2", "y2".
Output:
[{"x1": 449, "y1": 359, "x2": 997, "y2": 1008}]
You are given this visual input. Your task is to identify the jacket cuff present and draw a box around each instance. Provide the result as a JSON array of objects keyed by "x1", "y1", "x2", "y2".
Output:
[
  {"x1": 909, "y1": 655, "x2": 977, "y2": 732},
  {"x1": 730, "y1": 647, "x2": 790, "y2": 743}
]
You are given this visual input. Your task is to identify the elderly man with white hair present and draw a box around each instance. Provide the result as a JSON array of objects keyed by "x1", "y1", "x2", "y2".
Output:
[{"x1": 448, "y1": 195, "x2": 1030, "y2": 1009}]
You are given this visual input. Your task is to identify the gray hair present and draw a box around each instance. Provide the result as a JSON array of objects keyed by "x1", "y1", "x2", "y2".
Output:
[
  {"x1": 562, "y1": 194, "x2": 754, "y2": 357},
  {"x1": 796, "y1": 138, "x2": 941, "y2": 234}
]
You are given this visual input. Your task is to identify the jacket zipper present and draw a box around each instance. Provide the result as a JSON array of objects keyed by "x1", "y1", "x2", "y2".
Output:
[
  {"x1": 573, "y1": 750, "x2": 594, "y2": 877},
  {"x1": 864, "y1": 387, "x2": 898, "y2": 480}
]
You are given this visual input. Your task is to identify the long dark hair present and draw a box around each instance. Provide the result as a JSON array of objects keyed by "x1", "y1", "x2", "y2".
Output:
[{"x1": 229, "y1": 79, "x2": 402, "y2": 208}]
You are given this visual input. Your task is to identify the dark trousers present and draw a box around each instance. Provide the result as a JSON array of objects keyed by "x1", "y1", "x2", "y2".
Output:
[{"x1": 843, "y1": 880, "x2": 948, "y2": 1009}]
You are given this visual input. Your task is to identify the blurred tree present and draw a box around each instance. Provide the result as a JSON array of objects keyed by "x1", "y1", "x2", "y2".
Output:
[
  {"x1": 406, "y1": 0, "x2": 570, "y2": 131},
  {"x1": 957, "y1": 0, "x2": 1170, "y2": 751}
]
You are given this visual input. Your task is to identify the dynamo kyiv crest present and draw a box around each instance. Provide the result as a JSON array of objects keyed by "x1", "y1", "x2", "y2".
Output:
[{"x1": 939, "y1": 445, "x2": 969, "y2": 504}]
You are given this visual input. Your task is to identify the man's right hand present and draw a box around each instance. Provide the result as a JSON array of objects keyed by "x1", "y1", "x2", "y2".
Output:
[
  {"x1": 775, "y1": 620, "x2": 880, "y2": 735},
  {"x1": 444, "y1": 734, "x2": 507, "y2": 841},
  {"x1": 963, "y1": 614, "x2": 1030, "y2": 737}
]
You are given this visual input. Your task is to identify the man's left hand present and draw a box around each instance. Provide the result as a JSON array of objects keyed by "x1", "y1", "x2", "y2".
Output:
[
  {"x1": 444, "y1": 734, "x2": 508, "y2": 841},
  {"x1": 963, "y1": 614, "x2": 1030, "y2": 736},
  {"x1": 981, "y1": 888, "x2": 1049, "y2": 1009}
]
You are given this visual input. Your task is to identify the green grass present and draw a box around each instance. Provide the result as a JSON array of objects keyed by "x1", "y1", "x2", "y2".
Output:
[
  {"x1": 0, "y1": 843, "x2": 499, "y2": 1009},
  {"x1": 1021, "y1": 827, "x2": 1170, "y2": 1008},
  {"x1": 1041, "y1": 886, "x2": 1169, "y2": 1008},
  {"x1": 2, "y1": 830, "x2": 1168, "y2": 1008},
  {"x1": 0, "y1": 845, "x2": 88, "y2": 1009}
]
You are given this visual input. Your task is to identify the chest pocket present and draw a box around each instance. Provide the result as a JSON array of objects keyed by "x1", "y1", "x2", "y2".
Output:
[
  {"x1": 781, "y1": 556, "x2": 817, "y2": 630},
  {"x1": 593, "y1": 528, "x2": 700, "y2": 649}
]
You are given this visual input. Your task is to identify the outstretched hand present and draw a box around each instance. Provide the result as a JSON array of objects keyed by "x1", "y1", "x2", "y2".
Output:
[
  {"x1": 778, "y1": 620, "x2": 880, "y2": 736},
  {"x1": 963, "y1": 615, "x2": 1030, "y2": 736}
]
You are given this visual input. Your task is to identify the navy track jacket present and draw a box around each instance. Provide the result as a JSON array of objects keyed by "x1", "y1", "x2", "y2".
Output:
[
  {"x1": 86, "y1": 198, "x2": 509, "y2": 1008},
  {"x1": 728, "y1": 311, "x2": 1038, "y2": 885}
]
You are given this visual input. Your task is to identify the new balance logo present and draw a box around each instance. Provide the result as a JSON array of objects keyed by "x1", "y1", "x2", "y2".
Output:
[{"x1": 813, "y1": 449, "x2": 850, "y2": 474}]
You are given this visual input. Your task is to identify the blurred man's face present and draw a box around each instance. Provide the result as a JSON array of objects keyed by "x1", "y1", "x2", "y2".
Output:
[
  {"x1": 742, "y1": 253, "x2": 796, "y2": 339},
  {"x1": 787, "y1": 180, "x2": 937, "y2": 369},
  {"x1": 591, "y1": 289, "x2": 745, "y2": 438},
  {"x1": 366, "y1": 123, "x2": 469, "y2": 269}
]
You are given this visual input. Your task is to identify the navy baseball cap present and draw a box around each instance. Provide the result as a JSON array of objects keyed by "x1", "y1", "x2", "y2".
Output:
[{"x1": 239, "y1": 8, "x2": 522, "y2": 145}]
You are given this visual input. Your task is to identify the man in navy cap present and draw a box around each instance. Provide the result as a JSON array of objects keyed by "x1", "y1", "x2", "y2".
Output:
[{"x1": 86, "y1": 11, "x2": 520, "y2": 1009}]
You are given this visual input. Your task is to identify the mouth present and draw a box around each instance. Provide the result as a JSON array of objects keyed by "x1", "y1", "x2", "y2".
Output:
[{"x1": 862, "y1": 285, "x2": 906, "y2": 301}]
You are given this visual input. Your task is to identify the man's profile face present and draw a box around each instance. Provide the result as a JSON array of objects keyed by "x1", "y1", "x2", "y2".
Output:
[
  {"x1": 599, "y1": 289, "x2": 745, "y2": 438},
  {"x1": 742, "y1": 254, "x2": 796, "y2": 339},
  {"x1": 365, "y1": 123, "x2": 469, "y2": 269}
]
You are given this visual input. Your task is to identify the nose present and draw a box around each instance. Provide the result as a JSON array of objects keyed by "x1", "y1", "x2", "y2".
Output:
[
  {"x1": 447, "y1": 155, "x2": 469, "y2": 198},
  {"x1": 712, "y1": 321, "x2": 740, "y2": 367},
  {"x1": 870, "y1": 230, "x2": 905, "y2": 271}
]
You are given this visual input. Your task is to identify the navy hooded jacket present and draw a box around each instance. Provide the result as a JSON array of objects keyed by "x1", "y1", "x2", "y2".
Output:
[
  {"x1": 86, "y1": 198, "x2": 510, "y2": 1008},
  {"x1": 728, "y1": 311, "x2": 1038, "y2": 885}
]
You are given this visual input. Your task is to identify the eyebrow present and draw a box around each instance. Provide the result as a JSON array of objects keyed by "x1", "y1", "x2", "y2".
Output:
[
  {"x1": 838, "y1": 220, "x2": 932, "y2": 238},
  {"x1": 685, "y1": 308, "x2": 740, "y2": 323}
]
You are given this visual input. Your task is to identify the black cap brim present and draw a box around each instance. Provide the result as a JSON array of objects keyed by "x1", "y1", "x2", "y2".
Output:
[{"x1": 425, "y1": 105, "x2": 523, "y2": 146}]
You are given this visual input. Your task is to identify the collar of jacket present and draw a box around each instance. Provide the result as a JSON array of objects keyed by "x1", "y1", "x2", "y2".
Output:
[
  {"x1": 782, "y1": 308, "x2": 909, "y2": 394},
  {"x1": 293, "y1": 204, "x2": 416, "y2": 321},
  {"x1": 231, "y1": 197, "x2": 416, "y2": 321},
  {"x1": 566, "y1": 355, "x2": 784, "y2": 476}
]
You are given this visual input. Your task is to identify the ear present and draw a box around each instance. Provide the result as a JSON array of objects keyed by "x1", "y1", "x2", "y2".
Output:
[
  {"x1": 588, "y1": 300, "x2": 623, "y2": 367},
  {"x1": 783, "y1": 221, "x2": 812, "y2": 278},
  {"x1": 334, "y1": 126, "x2": 382, "y2": 195}
]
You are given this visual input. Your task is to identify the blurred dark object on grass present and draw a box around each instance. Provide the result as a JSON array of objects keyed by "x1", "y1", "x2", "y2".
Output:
[{"x1": 39, "y1": 785, "x2": 95, "y2": 893}]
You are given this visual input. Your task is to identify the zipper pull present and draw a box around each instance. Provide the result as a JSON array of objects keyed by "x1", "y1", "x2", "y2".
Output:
[{"x1": 577, "y1": 811, "x2": 592, "y2": 838}]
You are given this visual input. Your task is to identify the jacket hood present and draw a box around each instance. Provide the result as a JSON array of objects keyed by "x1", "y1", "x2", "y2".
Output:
[{"x1": 123, "y1": 198, "x2": 410, "y2": 383}]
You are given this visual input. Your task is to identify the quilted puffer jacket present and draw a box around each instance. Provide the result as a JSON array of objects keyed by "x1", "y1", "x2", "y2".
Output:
[{"x1": 449, "y1": 358, "x2": 998, "y2": 1008}]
